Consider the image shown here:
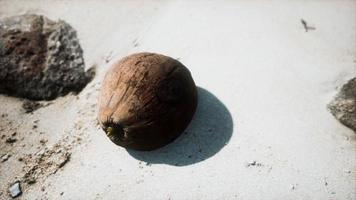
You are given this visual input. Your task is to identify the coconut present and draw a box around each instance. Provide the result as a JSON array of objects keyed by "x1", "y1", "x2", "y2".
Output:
[{"x1": 98, "y1": 53, "x2": 197, "y2": 150}]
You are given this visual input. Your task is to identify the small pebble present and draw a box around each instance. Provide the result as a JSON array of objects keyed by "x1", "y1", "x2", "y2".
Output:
[
  {"x1": 5, "y1": 137, "x2": 17, "y2": 143},
  {"x1": 40, "y1": 139, "x2": 48, "y2": 145},
  {"x1": 9, "y1": 181, "x2": 22, "y2": 198},
  {"x1": 1, "y1": 154, "x2": 11, "y2": 162},
  {"x1": 246, "y1": 161, "x2": 263, "y2": 167}
]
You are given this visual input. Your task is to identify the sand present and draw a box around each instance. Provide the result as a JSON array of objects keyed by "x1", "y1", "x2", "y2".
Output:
[{"x1": 0, "y1": 0, "x2": 355, "y2": 199}]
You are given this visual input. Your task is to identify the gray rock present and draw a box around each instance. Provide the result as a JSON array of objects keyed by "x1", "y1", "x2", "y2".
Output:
[
  {"x1": 328, "y1": 78, "x2": 356, "y2": 132},
  {"x1": 9, "y1": 181, "x2": 22, "y2": 198},
  {"x1": 0, "y1": 14, "x2": 94, "y2": 100}
]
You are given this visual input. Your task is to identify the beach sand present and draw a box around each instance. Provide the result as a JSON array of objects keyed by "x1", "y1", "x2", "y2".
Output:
[{"x1": 0, "y1": 1, "x2": 355, "y2": 199}]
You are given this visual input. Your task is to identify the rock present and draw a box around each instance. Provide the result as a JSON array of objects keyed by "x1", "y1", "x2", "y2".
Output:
[
  {"x1": 328, "y1": 78, "x2": 356, "y2": 132},
  {"x1": 1, "y1": 154, "x2": 11, "y2": 162},
  {"x1": 9, "y1": 181, "x2": 22, "y2": 198},
  {"x1": 0, "y1": 14, "x2": 94, "y2": 100}
]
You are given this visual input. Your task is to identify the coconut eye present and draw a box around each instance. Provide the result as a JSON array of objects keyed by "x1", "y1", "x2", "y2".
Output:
[
  {"x1": 106, "y1": 126, "x2": 113, "y2": 136},
  {"x1": 104, "y1": 123, "x2": 125, "y2": 142}
]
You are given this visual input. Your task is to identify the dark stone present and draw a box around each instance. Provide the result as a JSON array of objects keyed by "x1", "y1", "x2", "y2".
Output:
[
  {"x1": 329, "y1": 78, "x2": 356, "y2": 132},
  {"x1": 0, "y1": 14, "x2": 94, "y2": 100}
]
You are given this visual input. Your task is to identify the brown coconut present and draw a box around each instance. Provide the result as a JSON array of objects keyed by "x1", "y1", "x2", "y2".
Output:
[{"x1": 98, "y1": 53, "x2": 197, "y2": 151}]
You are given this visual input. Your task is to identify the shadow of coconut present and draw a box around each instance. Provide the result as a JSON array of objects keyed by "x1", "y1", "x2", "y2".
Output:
[{"x1": 127, "y1": 87, "x2": 233, "y2": 166}]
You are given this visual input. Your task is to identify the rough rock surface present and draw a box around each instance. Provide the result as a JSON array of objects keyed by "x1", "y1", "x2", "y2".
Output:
[
  {"x1": 328, "y1": 78, "x2": 356, "y2": 132},
  {"x1": 0, "y1": 14, "x2": 93, "y2": 100}
]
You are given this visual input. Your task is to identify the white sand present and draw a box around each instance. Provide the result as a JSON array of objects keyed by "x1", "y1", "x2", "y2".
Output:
[{"x1": 0, "y1": 0, "x2": 355, "y2": 199}]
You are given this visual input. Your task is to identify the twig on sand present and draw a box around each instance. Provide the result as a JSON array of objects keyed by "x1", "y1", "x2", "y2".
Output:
[{"x1": 301, "y1": 19, "x2": 316, "y2": 32}]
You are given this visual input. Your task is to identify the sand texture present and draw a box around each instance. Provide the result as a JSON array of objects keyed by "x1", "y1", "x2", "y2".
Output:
[{"x1": 0, "y1": 1, "x2": 355, "y2": 200}]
